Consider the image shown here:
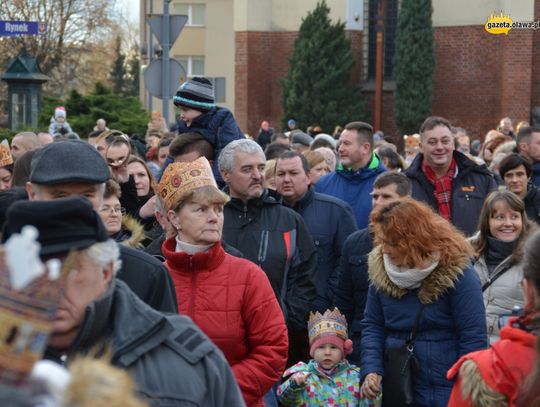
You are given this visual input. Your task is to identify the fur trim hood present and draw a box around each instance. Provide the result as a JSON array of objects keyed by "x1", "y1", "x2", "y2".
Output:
[
  {"x1": 368, "y1": 246, "x2": 470, "y2": 304},
  {"x1": 120, "y1": 215, "x2": 146, "y2": 249}
]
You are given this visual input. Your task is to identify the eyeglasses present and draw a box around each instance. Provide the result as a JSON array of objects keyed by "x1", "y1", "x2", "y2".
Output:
[{"x1": 99, "y1": 205, "x2": 125, "y2": 215}]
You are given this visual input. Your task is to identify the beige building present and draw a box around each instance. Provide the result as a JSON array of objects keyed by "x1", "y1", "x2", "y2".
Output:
[{"x1": 140, "y1": 0, "x2": 540, "y2": 139}]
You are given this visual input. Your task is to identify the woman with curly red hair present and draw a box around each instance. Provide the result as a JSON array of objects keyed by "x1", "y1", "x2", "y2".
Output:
[{"x1": 360, "y1": 198, "x2": 487, "y2": 407}]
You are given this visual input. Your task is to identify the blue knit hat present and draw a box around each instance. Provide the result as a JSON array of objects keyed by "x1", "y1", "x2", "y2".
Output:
[{"x1": 173, "y1": 77, "x2": 215, "y2": 112}]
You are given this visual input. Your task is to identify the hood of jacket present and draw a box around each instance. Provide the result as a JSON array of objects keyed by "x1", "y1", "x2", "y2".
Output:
[
  {"x1": 116, "y1": 215, "x2": 146, "y2": 249},
  {"x1": 367, "y1": 245, "x2": 470, "y2": 304},
  {"x1": 334, "y1": 153, "x2": 385, "y2": 181}
]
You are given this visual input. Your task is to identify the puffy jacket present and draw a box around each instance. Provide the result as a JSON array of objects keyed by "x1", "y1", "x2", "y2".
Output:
[
  {"x1": 286, "y1": 188, "x2": 357, "y2": 311},
  {"x1": 222, "y1": 188, "x2": 318, "y2": 331},
  {"x1": 277, "y1": 360, "x2": 375, "y2": 406},
  {"x1": 524, "y1": 182, "x2": 540, "y2": 224},
  {"x1": 333, "y1": 228, "x2": 372, "y2": 366},
  {"x1": 45, "y1": 279, "x2": 246, "y2": 407},
  {"x1": 447, "y1": 318, "x2": 536, "y2": 407},
  {"x1": 173, "y1": 106, "x2": 244, "y2": 184},
  {"x1": 315, "y1": 154, "x2": 386, "y2": 229},
  {"x1": 472, "y1": 254, "x2": 524, "y2": 343},
  {"x1": 406, "y1": 151, "x2": 498, "y2": 236},
  {"x1": 162, "y1": 239, "x2": 288, "y2": 407},
  {"x1": 361, "y1": 246, "x2": 487, "y2": 407}
]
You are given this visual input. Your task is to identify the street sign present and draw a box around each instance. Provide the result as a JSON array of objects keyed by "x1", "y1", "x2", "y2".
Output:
[
  {"x1": 146, "y1": 15, "x2": 187, "y2": 46},
  {"x1": 0, "y1": 21, "x2": 47, "y2": 36},
  {"x1": 144, "y1": 58, "x2": 186, "y2": 99}
]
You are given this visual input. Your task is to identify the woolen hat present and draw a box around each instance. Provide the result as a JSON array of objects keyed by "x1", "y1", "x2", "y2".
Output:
[
  {"x1": 173, "y1": 77, "x2": 215, "y2": 112},
  {"x1": 291, "y1": 131, "x2": 313, "y2": 147},
  {"x1": 29, "y1": 140, "x2": 110, "y2": 185},
  {"x1": 2, "y1": 196, "x2": 108, "y2": 256},
  {"x1": 308, "y1": 308, "x2": 353, "y2": 358}
]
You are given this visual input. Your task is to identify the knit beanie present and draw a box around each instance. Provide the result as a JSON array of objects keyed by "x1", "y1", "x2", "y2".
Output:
[
  {"x1": 54, "y1": 106, "x2": 66, "y2": 120},
  {"x1": 173, "y1": 77, "x2": 215, "y2": 112}
]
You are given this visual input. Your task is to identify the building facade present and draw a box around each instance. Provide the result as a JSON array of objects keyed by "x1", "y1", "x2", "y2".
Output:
[{"x1": 140, "y1": 0, "x2": 539, "y2": 142}]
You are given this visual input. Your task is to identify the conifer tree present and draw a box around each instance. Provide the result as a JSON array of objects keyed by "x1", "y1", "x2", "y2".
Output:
[
  {"x1": 110, "y1": 36, "x2": 126, "y2": 95},
  {"x1": 281, "y1": 1, "x2": 365, "y2": 132},
  {"x1": 393, "y1": 0, "x2": 435, "y2": 134}
]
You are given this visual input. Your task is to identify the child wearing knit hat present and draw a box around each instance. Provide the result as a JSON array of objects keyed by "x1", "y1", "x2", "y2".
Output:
[
  {"x1": 277, "y1": 308, "x2": 381, "y2": 406},
  {"x1": 48, "y1": 106, "x2": 73, "y2": 137},
  {"x1": 167, "y1": 77, "x2": 244, "y2": 186}
]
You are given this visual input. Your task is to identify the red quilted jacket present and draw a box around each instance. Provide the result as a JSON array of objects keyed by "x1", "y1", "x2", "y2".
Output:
[{"x1": 163, "y1": 238, "x2": 289, "y2": 407}]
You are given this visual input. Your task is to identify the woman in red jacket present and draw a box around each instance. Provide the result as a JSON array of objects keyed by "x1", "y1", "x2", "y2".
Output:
[
  {"x1": 447, "y1": 229, "x2": 540, "y2": 407},
  {"x1": 158, "y1": 157, "x2": 288, "y2": 407}
]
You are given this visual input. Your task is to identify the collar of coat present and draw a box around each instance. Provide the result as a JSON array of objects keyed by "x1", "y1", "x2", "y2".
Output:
[
  {"x1": 368, "y1": 245, "x2": 470, "y2": 304},
  {"x1": 120, "y1": 215, "x2": 146, "y2": 249}
]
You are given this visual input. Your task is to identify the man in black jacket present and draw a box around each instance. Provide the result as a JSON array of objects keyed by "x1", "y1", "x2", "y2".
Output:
[
  {"x1": 25, "y1": 140, "x2": 177, "y2": 313},
  {"x1": 333, "y1": 172, "x2": 411, "y2": 365},
  {"x1": 219, "y1": 139, "x2": 317, "y2": 364},
  {"x1": 406, "y1": 116, "x2": 498, "y2": 236},
  {"x1": 2, "y1": 197, "x2": 245, "y2": 406}
]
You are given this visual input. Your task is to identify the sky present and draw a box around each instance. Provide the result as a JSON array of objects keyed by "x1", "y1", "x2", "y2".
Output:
[{"x1": 117, "y1": 0, "x2": 140, "y2": 24}]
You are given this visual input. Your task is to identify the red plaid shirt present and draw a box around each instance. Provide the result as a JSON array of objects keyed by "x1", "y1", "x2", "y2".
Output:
[{"x1": 422, "y1": 158, "x2": 457, "y2": 221}]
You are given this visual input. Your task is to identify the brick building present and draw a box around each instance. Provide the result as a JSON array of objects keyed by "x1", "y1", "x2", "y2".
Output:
[{"x1": 140, "y1": 0, "x2": 538, "y2": 142}]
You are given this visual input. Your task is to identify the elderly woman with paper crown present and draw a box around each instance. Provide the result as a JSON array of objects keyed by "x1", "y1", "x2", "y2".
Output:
[
  {"x1": 158, "y1": 156, "x2": 289, "y2": 407},
  {"x1": 0, "y1": 140, "x2": 14, "y2": 191}
]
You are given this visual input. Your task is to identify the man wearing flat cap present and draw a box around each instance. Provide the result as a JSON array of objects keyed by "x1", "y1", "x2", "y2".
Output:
[
  {"x1": 2, "y1": 196, "x2": 245, "y2": 406},
  {"x1": 25, "y1": 140, "x2": 177, "y2": 313}
]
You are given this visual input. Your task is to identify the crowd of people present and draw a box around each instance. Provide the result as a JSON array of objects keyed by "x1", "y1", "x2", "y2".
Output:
[{"x1": 0, "y1": 76, "x2": 540, "y2": 406}]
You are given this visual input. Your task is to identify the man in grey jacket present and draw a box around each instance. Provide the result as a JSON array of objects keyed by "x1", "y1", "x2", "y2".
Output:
[{"x1": 2, "y1": 196, "x2": 245, "y2": 406}]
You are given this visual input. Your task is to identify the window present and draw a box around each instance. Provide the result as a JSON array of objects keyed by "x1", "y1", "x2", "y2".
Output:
[
  {"x1": 176, "y1": 56, "x2": 205, "y2": 77},
  {"x1": 173, "y1": 3, "x2": 206, "y2": 26},
  {"x1": 365, "y1": 0, "x2": 398, "y2": 80},
  {"x1": 12, "y1": 92, "x2": 26, "y2": 129}
]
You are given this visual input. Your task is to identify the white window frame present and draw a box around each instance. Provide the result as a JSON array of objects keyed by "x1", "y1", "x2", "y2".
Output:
[
  {"x1": 173, "y1": 3, "x2": 206, "y2": 27},
  {"x1": 176, "y1": 55, "x2": 205, "y2": 77}
]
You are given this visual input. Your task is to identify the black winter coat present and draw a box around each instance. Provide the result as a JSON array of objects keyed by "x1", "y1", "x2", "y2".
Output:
[
  {"x1": 333, "y1": 228, "x2": 372, "y2": 366},
  {"x1": 118, "y1": 245, "x2": 178, "y2": 313},
  {"x1": 222, "y1": 189, "x2": 317, "y2": 330},
  {"x1": 406, "y1": 151, "x2": 498, "y2": 236},
  {"x1": 524, "y1": 182, "x2": 540, "y2": 224}
]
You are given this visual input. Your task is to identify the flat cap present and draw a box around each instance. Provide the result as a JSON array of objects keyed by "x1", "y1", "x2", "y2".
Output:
[
  {"x1": 2, "y1": 196, "x2": 108, "y2": 256},
  {"x1": 291, "y1": 131, "x2": 313, "y2": 147},
  {"x1": 29, "y1": 140, "x2": 110, "y2": 185}
]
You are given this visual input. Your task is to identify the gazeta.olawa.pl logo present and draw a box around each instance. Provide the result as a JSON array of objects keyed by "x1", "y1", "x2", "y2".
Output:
[{"x1": 485, "y1": 12, "x2": 540, "y2": 34}]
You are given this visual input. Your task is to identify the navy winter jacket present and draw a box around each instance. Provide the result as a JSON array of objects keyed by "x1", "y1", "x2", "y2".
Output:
[
  {"x1": 162, "y1": 106, "x2": 243, "y2": 184},
  {"x1": 315, "y1": 154, "x2": 386, "y2": 228},
  {"x1": 333, "y1": 228, "x2": 372, "y2": 365},
  {"x1": 361, "y1": 247, "x2": 487, "y2": 407},
  {"x1": 286, "y1": 188, "x2": 357, "y2": 312}
]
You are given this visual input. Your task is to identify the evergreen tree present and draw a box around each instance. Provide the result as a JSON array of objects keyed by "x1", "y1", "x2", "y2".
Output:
[
  {"x1": 110, "y1": 36, "x2": 126, "y2": 95},
  {"x1": 393, "y1": 0, "x2": 435, "y2": 135},
  {"x1": 39, "y1": 82, "x2": 149, "y2": 136},
  {"x1": 124, "y1": 45, "x2": 140, "y2": 97},
  {"x1": 281, "y1": 1, "x2": 365, "y2": 132}
]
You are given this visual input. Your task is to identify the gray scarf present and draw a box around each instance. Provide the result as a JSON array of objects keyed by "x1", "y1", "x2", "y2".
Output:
[{"x1": 384, "y1": 254, "x2": 439, "y2": 289}]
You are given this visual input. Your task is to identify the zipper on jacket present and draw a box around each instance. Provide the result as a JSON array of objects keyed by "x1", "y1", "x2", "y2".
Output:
[
  {"x1": 189, "y1": 256, "x2": 196, "y2": 318},
  {"x1": 242, "y1": 204, "x2": 248, "y2": 219},
  {"x1": 257, "y1": 230, "x2": 269, "y2": 264}
]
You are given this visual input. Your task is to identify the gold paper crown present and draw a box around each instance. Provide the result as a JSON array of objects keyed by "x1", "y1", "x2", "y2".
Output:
[
  {"x1": 0, "y1": 140, "x2": 13, "y2": 167},
  {"x1": 157, "y1": 157, "x2": 217, "y2": 211},
  {"x1": 308, "y1": 308, "x2": 349, "y2": 345},
  {"x1": 0, "y1": 231, "x2": 73, "y2": 385}
]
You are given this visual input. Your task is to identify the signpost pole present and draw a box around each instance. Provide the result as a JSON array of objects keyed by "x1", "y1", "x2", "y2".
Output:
[{"x1": 162, "y1": 0, "x2": 171, "y2": 124}]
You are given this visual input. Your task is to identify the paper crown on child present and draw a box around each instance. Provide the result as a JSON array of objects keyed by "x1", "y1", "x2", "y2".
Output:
[
  {"x1": 308, "y1": 308, "x2": 353, "y2": 357},
  {"x1": 0, "y1": 140, "x2": 13, "y2": 167},
  {"x1": 157, "y1": 157, "x2": 217, "y2": 211},
  {"x1": 0, "y1": 226, "x2": 71, "y2": 385}
]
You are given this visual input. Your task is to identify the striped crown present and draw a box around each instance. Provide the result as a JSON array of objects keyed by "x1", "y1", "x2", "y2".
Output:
[{"x1": 308, "y1": 308, "x2": 349, "y2": 345}]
